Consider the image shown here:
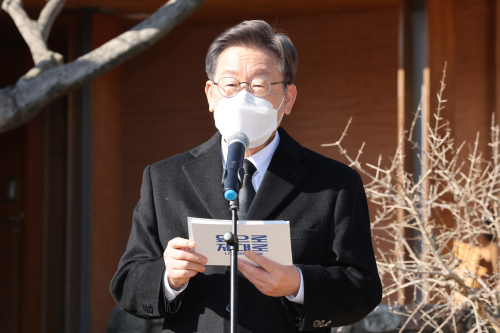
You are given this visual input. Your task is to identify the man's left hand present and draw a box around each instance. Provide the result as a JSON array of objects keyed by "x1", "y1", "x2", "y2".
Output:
[{"x1": 237, "y1": 251, "x2": 300, "y2": 297}]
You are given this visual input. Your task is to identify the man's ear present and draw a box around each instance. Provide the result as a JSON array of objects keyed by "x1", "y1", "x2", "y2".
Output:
[
  {"x1": 205, "y1": 81, "x2": 215, "y2": 112},
  {"x1": 283, "y1": 84, "x2": 297, "y2": 116}
]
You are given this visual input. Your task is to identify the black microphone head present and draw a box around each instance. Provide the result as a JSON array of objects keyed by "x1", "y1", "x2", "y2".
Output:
[{"x1": 226, "y1": 132, "x2": 249, "y2": 151}]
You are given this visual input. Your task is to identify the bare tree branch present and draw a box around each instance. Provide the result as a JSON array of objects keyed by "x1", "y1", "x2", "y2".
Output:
[
  {"x1": 38, "y1": 0, "x2": 66, "y2": 42},
  {"x1": 2, "y1": 0, "x2": 53, "y2": 64},
  {"x1": 0, "y1": 0, "x2": 205, "y2": 133},
  {"x1": 325, "y1": 68, "x2": 500, "y2": 332}
]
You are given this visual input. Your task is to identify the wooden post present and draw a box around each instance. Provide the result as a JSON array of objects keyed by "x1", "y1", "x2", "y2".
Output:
[
  {"x1": 64, "y1": 12, "x2": 84, "y2": 332},
  {"x1": 425, "y1": 0, "x2": 455, "y2": 232},
  {"x1": 89, "y1": 14, "x2": 123, "y2": 333},
  {"x1": 427, "y1": 0, "x2": 455, "y2": 132},
  {"x1": 398, "y1": 0, "x2": 414, "y2": 158},
  {"x1": 493, "y1": 0, "x2": 500, "y2": 278},
  {"x1": 496, "y1": 0, "x2": 500, "y2": 125},
  {"x1": 423, "y1": 0, "x2": 456, "y2": 302},
  {"x1": 20, "y1": 111, "x2": 46, "y2": 333},
  {"x1": 397, "y1": 0, "x2": 414, "y2": 306}
]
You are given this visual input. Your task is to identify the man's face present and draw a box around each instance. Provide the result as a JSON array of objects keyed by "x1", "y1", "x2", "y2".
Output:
[{"x1": 205, "y1": 46, "x2": 297, "y2": 125}]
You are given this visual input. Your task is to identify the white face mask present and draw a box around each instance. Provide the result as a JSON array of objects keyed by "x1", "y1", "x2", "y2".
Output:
[{"x1": 212, "y1": 90, "x2": 286, "y2": 149}]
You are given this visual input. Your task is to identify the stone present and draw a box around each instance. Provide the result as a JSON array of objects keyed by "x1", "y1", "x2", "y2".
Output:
[{"x1": 359, "y1": 305, "x2": 400, "y2": 332}]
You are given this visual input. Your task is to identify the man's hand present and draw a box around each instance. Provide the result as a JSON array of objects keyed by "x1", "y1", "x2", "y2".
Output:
[
  {"x1": 163, "y1": 238, "x2": 207, "y2": 291},
  {"x1": 237, "y1": 250, "x2": 300, "y2": 297}
]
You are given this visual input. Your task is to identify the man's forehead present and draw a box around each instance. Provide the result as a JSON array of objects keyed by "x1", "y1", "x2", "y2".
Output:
[
  {"x1": 215, "y1": 46, "x2": 280, "y2": 78},
  {"x1": 220, "y1": 68, "x2": 273, "y2": 77}
]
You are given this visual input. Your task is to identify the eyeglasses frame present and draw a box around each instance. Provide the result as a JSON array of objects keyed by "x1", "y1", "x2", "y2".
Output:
[{"x1": 212, "y1": 76, "x2": 287, "y2": 98}]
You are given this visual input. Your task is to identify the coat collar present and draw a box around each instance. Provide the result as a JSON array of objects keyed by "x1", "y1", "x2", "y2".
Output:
[
  {"x1": 182, "y1": 128, "x2": 309, "y2": 221},
  {"x1": 182, "y1": 132, "x2": 232, "y2": 220},
  {"x1": 245, "y1": 127, "x2": 309, "y2": 220}
]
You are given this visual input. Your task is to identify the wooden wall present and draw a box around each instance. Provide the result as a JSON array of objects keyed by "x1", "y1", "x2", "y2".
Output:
[{"x1": 455, "y1": 1, "x2": 497, "y2": 159}]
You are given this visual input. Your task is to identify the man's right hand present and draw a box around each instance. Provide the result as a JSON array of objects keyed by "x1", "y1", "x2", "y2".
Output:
[{"x1": 163, "y1": 238, "x2": 207, "y2": 290}]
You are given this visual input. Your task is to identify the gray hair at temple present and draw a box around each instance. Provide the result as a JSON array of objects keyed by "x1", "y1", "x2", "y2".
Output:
[{"x1": 205, "y1": 20, "x2": 298, "y2": 85}]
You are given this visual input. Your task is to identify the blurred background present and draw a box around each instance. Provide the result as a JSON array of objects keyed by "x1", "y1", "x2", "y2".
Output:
[{"x1": 0, "y1": 0, "x2": 498, "y2": 332}]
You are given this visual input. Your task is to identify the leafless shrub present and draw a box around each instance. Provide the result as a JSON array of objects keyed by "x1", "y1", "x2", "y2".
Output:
[{"x1": 323, "y1": 70, "x2": 500, "y2": 332}]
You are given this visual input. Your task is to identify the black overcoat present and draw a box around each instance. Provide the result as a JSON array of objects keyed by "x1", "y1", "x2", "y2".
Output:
[{"x1": 110, "y1": 128, "x2": 382, "y2": 332}]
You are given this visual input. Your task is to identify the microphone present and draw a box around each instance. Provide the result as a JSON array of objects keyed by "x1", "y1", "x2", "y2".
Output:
[{"x1": 223, "y1": 132, "x2": 249, "y2": 201}]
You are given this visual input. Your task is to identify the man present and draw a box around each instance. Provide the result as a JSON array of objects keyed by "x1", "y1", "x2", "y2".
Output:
[{"x1": 110, "y1": 20, "x2": 382, "y2": 332}]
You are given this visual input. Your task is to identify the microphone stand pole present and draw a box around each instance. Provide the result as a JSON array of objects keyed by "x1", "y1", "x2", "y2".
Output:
[
  {"x1": 222, "y1": 135, "x2": 247, "y2": 333},
  {"x1": 223, "y1": 200, "x2": 239, "y2": 333}
]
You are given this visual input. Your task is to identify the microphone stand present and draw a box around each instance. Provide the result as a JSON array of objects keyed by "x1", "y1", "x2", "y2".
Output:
[
  {"x1": 223, "y1": 199, "x2": 239, "y2": 333},
  {"x1": 221, "y1": 134, "x2": 247, "y2": 333}
]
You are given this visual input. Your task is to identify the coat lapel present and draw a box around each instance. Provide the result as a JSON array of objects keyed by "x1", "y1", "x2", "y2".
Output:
[
  {"x1": 182, "y1": 132, "x2": 232, "y2": 220},
  {"x1": 245, "y1": 128, "x2": 309, "y2": 221}
]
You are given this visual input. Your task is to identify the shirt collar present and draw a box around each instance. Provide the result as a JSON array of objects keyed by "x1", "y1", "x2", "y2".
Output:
[{"x1": 221, "y1": 131, "x2": 280, "y2": 176}]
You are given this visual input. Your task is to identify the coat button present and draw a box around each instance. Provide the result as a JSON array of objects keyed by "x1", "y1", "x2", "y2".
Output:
[
  {"x1": 319, "y1": 320, "x2": 325, "y2": 327},
  {"x1": 313, "y1": 320, "x2": 321, "y2": 328},
  {"x1": 325, "y1": 320, "x2": 331, "y2": 326}
]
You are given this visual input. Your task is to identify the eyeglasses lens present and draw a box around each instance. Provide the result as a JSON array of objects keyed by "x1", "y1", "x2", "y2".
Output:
[
  {"x1": 217, "y1": 78, "x2": 239, "y2": 97},
  {"x1": 250, "y1": 77, "x2": 271, "y2": 97}
]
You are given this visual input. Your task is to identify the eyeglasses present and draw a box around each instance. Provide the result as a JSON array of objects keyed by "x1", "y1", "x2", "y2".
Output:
[{"x1": 213, "y1": 76, "x2": 286, "y2": 98}]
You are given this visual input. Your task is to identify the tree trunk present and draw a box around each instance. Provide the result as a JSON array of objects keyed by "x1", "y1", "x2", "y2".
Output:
[{"x1": 0, "y1": 0, "x2": 205, "y2": 133}]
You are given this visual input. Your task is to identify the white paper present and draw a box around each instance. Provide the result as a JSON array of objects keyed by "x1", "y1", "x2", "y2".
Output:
[{"x1": 187, "y1": 217, "x2": 293, "y2": 266}]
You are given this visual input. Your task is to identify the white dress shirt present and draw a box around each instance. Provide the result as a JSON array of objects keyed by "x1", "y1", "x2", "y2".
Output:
[{"x1": 164, "y1": 131, "x2": 305, "y2": 304}]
